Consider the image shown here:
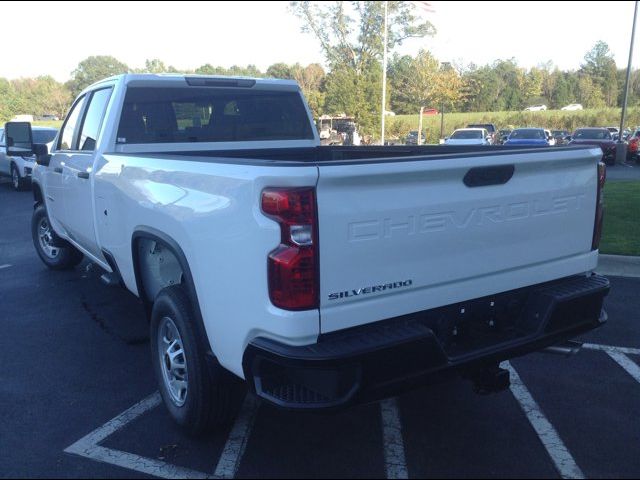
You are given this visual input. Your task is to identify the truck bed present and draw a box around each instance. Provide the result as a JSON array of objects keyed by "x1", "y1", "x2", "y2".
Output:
[{"x1": 104, "y1": 143, "x2": 603, "y2": 337}]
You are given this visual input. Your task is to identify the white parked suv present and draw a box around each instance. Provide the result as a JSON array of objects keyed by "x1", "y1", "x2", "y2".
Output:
[
  {"x1": 5, "y1": 74, "x2": 610, "y2": 434},
  {"x1": 0, "y1": 126, "x2": 58, "y2": 190},
  {"x1": 524, "y1": 104, "x2": 547, "y2": 111},
  {"x1": 444, "y1": 128, "x2": 491, "y2": 145},
  {"x1": 561, "y1": 103, "x2": 583, "y2": 111}
]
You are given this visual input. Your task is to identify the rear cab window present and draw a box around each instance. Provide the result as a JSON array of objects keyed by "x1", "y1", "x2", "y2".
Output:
[{"x1": 116, "y1": 87, "x2": 314, "y2": 145}]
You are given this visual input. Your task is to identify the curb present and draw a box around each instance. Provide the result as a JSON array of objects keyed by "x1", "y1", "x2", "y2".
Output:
[{"x1": 596, "y1": 254, "x2": 640, "y2": 278}]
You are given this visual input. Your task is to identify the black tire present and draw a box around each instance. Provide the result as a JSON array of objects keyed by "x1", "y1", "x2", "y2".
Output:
[
  {"x1": 11, "y1": 163, "x2": 27, "y2": 191},
  {"x1": 31, "y1": 204, "x2": 83, "y2": 270},
  {"x1": 150, "y1": 285, "x2": 234, "y2": 435}
]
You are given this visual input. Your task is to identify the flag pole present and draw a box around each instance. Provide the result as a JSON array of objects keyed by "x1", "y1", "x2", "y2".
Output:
[
  {"x1": 618, "y1": 0, "x2": 638, "y2": 163},
  {"x1": 381, "y1": 0, "x2": 388, "y2": 145}
]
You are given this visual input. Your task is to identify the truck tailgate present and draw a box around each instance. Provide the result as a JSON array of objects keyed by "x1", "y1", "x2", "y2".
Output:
[{"x1": 316, "y1": 148, "x2": 601, "y2": 333}]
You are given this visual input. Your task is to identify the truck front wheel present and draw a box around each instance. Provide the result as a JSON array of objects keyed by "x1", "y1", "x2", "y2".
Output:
[
  {"x1": 11, "y1": 164, "x2": 27, "y2": 191},
  {"x1": 150, "y1": 285, "x2": 233, "y2": 435},
  {"x1": 31, "y1": 204, "x2": 83, "y2": 270}
]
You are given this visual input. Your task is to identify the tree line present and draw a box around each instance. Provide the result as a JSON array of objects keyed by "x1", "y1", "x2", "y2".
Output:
[{"x1": 2, "y1": 1, "x2": 640, "y2": 138}]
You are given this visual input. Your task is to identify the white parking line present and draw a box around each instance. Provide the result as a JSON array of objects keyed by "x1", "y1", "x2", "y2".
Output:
[
  {"x1": 380, "y1": 398, "x2": 409, "y2": 479},
  {"x1": 213, "y1": 394, "x2": 260, "y2": 479},
  {"x1": 73, "y1": 445, "x2": 211, "y2": 479},
  {"x1": 583, "y1": 342, "x2": 640, "y2": 356},
  {"x1": 504, "y1": 362, "x2": 584, "y2": 479},
  {"x1": 606, "y1": 351, "x2": 640, "y2": 383},
  {"x1": 0, "y1": 264, "x2": 11, "y2": 270},
  {"x1": 65, "y1": 392, "x2": 212, "y2": 479}
]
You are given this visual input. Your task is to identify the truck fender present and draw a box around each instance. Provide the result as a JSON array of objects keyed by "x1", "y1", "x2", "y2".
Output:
[{"x1": 131, "y1": 227, "x2": 216, "y2": 359}]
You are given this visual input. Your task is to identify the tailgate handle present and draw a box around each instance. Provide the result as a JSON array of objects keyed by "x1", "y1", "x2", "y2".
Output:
[{"x1": 464, "y1": 165, "x2": 514, "y2": 187}]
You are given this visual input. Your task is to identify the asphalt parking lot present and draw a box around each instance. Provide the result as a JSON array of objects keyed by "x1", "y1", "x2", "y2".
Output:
[{"x1": 1, "y1": 177, "x2": 639, "y2": 479}]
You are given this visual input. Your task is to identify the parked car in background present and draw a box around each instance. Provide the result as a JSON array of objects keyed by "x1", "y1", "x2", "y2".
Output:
[
  {"x1": 504, "y1": 128, "x2": 550, "y2": 146},
  {"x1": 561, "y1": 104, "x2": 583, "y2": 111},
  {"x1": 551, "y1": 130, "x2": 571, "y2": 145},
  {"x1": 0, "y1": 126, "x2": 58, "y2": 191},
  {"x1": 524, "y1": 105, "x2": 547, "y2": 111},
  {"x1": 405, "y1": 130, "x2": 426, "y2": 145},
  {"x1": 544, "y1": 129, "x2": 556, "y2": 146},
  {"x1": 39, "y1": 114, "x2": 60, "y2": 121},
  {"x1": 11, "y1": 114, "x2": 34, "y2": 122},
  {"x1": 626, "y1": 128, "x2": 640, "y2": 162},
  {"x1": 466, "y1": 123, "x2": 498, "y2": 144},
  {"x1": 569, "y1": 128, "x2": 617, "y2": 165},
  {"x1": 498, "y1": 129, "x2": 512, "y2": 144},
  {"x1": 605, "y1": 127, "x2": 620, "y2": 141},
  {"x1": 622, "y1": 128, "x2": 633, "y2": 141},
  {"x1": 444, "y1": 128, "x2": 491, "y2": 145},
  {"x1": 422, "y1": 108, "x2": 439, "y2": 115}
]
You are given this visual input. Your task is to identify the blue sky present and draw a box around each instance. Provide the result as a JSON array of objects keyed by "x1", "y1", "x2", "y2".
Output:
[{"x1": 3, "y1": 1, "x2": 639, "y2": 81}]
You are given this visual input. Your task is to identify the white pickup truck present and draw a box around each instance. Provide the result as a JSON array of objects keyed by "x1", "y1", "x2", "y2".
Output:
[{"x1": 5, "y1": 74, "x2": 610, "y2": 434}]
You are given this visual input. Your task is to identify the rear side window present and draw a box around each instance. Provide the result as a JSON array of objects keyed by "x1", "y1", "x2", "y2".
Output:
[
  {"x1": 58, "y1": 95, "x2": 87, "y2": 150},
  {"x1": 78, "y1": 88, "x2": 113, "y2": 151},
  {"x1": 116, "y1": 87, "x2": 314, "y2": 144},
  {"x1": 0, "y1": 129, "x2": 4, "y2": 145}
]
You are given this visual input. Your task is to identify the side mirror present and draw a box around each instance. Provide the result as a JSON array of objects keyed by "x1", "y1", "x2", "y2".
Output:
[
  {"x1": 34, "y1": 143, "x2": 51, "y2": 166},
  {"x1": 4, "y1": 122, "x2": 33, "y2": 156}
]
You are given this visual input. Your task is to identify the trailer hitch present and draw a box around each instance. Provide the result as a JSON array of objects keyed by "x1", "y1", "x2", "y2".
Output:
[{"x1": 466, "y1": 364, "x2": 511, "y2": 395}]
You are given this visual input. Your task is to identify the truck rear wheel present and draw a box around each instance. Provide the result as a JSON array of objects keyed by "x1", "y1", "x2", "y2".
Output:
[
  {"x1": 150, "y1": 285, "x2": 233, "y2": 435},
  {"x1": 31, "y1": 204, "x2": 83, "y2": 270}
]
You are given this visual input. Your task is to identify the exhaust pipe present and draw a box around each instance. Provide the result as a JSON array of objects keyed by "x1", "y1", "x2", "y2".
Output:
[{"x1": 543, "y1": 340, "x2": 583, "y2": 356}]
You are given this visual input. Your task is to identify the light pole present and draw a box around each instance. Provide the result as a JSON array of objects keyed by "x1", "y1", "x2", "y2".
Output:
[
  {"x1": 417, "y1": 106, "x2": 424, "y2": 144},
  {"x1": 439, "y1": 62, "x2": 451, "y2": 142},
  {"x1": 617, "y1": 0, "x2": 638, "y2": 163},
  {"x1": 380, "y1": 1, "x2": 389, "y2": 145}
]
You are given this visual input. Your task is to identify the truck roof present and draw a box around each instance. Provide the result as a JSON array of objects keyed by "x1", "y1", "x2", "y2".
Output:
[{"x1": 85, "y1": 73, "x2": 301, "y2": 93}]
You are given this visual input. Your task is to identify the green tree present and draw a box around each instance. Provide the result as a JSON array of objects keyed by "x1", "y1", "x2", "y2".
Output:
[
  {"x1": 0, "y1": 78, "x2": 16, "y2": 121},
  {"x1": 67, "y1": 56, "x2": 129, "y2": 97},
  {"x1": 391, "y1": 50, "x2": 463, "y2": 114},
  {"x1": 551, "y1": 72, "x2": 572, "y2": 108},
  {"x1": 266, "y1": 63, "x2": 294, "y2": 79},
  {"x1": 293, "y1": 63, "x2": 326, "y2": 117},
  {"x1": 577, "y1": 75, "x2": 606, "y2": 108},
  {"x1": 388, "y1": 54, "x2": 415, "y2": 113},
  {"x1": 291, "y1": 1, "x2": 435, "y2": 135},
  {"x1": 581, "y1": 41, "x2": 617, "y2": 107}
]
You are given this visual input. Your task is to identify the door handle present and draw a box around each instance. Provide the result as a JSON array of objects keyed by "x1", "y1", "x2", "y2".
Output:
[
  {"x1": 53, "y1": 167, "x2": 63, "y2": 174},
  {"x1": 77, "y1": 172, "x2": 90, "y2": 179}
]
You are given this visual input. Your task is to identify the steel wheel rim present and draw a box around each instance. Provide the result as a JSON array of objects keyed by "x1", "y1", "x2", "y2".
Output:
[
  {"x1": 12, "y1": 168, "x2": 19, "y2": 189},
  {"x1": 38, "y1": 217, "x2": 59, "y2": 258},
  {"x1": 158, "y1": 316, "x2": 188, "y2": 407}
]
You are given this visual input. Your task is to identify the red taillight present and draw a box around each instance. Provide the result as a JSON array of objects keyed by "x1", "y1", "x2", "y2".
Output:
[
  {"x1": 630, "y1": 138, "x2": 639, "y2": 153},
  {"x1": 592, "y1": 161, "x2": 606, "y2": 250},
  {"x1": 262, "y1": 187, "x2": 318, "y2": 310}
]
